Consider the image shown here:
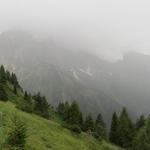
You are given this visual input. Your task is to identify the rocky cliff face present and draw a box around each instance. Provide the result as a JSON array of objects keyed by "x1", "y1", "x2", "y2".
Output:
[{"x1": 3, "y1": 31, "x2": 150, "y2": 123}]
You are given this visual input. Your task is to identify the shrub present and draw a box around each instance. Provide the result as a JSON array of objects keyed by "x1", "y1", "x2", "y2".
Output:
[
  {"x1": 7, "y1": 113, "x2": 27, "y2": 149},
  {"x1": 63, "y1": 124, "x2": 81, "y2": 134},
  {"x1": 70, "y1": 125, "x2": 82, "y2": 134}
]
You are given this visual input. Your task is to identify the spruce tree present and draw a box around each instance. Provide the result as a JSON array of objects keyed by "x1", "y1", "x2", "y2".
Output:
[
  {"x1": 24, "y1": 91, "x2": 28, "y2": 100},
  {"x1": 109, "y1": 112, "x2": 119, "y2": 144},
  {"x1": 95, "y1": 113, "x2": 106, "y2": 128},
  {"x1": 0, "y1": 66, "x2": 8, "y2": 101},
  {"x1": 94, "y1": 113, "x2": 107, "y2": 140},
  {"x1": 0, "y1": 65, "x2": 6, "y2": 84},
  {"x1": 117, "y1": 107, "x2": 135, "y2": 148},
  {"x1": 84, "y1": 114, "x2": 94, "y2": 133},
  {"x1": 0, "y1": 83, "x2": 8, "y2": 101},
  {"x1": 13, "y1": 85, "x2": 17, "y2": 95},
  {"x1": 41, "y1": 96, "x2": 49, "y2": 118},
  {"x1": 135, "y1": 114, "x2": 145, "y2": 131},
  {"x1": 11, "y1": 73, "x2": 19, "y2": 87},
  {"x1": 64, "y1": 101, "x2": 70, "y2": 121},
  {"x1": 67, "y1": 101, "x2": 80, "y2": 125},
  {"x1": 79, "y1": 112, "x2": 84, "y2": 129},
  {"x1": 57, "y1": 102, "x2": 65, "y2": 117},
  {"x1": 132, "y1": 118, "x2": 150, "y2": 150},
  {"x1": 33, "y1": 92, "x2": 49, "y2": 118},
  {"x1": 20, "y1": 91, "x2": 33, "y2": 113},
  {"x1": 6, "y1": 70, "x2": 11, "y2": 81},
  {"x1": 24, "y1": 91, "x2": 32, "y2": 103},
  {"x1": 7, "y1": 114, "x2": 27, "y2": 149},
  {"x1": 57, "y1": 101, "x2": 71, "y2": 121}
]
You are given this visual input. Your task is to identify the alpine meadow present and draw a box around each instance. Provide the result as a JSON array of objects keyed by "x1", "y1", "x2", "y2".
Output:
[{"x1": 0, "y1": 0, "x2": 150, "y2": 150}]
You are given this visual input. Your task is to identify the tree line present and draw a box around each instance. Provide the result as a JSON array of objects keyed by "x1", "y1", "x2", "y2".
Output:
[
  {"x1": 57, "y1": 101, "x2": 107, "y2": 139},
  {"x1": 0, "y1": 65, "x2": 150, "y2": 150},
  {"x1": 0, "y1": 65, "x2": 50, "y2": 119},
  {"x1": 57, "y1": 101, "x2": 150, "y2": 150},
  {"x1": 109, "y1": 108, "x2": 149, "y2": 150}
]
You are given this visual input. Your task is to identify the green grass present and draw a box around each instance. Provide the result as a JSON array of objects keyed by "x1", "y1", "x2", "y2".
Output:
[
  {"x1": 0, "y1": 82, "x2": 122, "y2": 149},
  {"x1": 0, "y1": 101, "x2": 121, "y2": 150}
]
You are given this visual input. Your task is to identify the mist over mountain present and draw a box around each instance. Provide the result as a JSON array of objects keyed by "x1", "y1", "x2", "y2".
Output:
[
  {"x1": 1, "y1": 1, "x2": 150, "y2": 149},
  {"x1": 1, "y1": 31, "x2": 150, "y2": 123}
]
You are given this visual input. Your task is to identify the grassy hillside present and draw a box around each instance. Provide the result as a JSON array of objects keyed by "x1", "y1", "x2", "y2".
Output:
[
  {"x1": 0, "y1": 101, "x2": 121, "y2": 150},
  {"x1": 0, "y1": 66, "x2": 122, "y2": 150}
]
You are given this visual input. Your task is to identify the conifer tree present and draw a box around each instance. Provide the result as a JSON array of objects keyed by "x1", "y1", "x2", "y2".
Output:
[
  {"x1": 24, "y1": 91, "x2": 28, "y2": 100},
  {"x1": 0, "y1": 65, "x2": 6, "y2": 84},
  {"x1": 33, "y1": 92, "x2": 42, "y2": 112},
  {"x1": 135, "y1": 114, "x2": 145, "y2": 131},
  {"x1": 64, "y1": 101, "x2": 70, "y2": 120},
  {"x1": 20, "y1": 91, "x2": 33, "y2": 113},
  {"x1": 109, "y1": 112, "x2": 119, "y2": 144},
  {"x1": 84, "y1": 114, "x2": 94, "y2": 132},
  {"x1": 11, "y1": 73, "x2": 19, "y2": 87},
  {"x1": 0, "y1": 83, "x2": 8, "y2": 101},
  {"x1": 57, "y1": 102, "x2": 65, "y2": 117},
  {"x1": 6, "y1": 70, "x2": 11, "y2": 81},
  {"x1": 79, "y1": 112, "x2": 84, "y2": 129},
  {"x1": 132, "y1": 117, "x2": 150, "y2": 150},
  {"x1": 117, "y1": 107, "x2": 135, "y2": 148},
  {"x1": 24, "y1": 91, "x2": 32, "y2": 103},
  {"x1": 95, "y1": 113, "x2": 106, "y2": 128},
  {"x1": 7, "y1": 114, "x2": 27, "y2": 149},
  {"x1": 94, "y1": 113, "x2": 107, "y2": 140},
  {"x1": 13, "y1": 85, "x2": 17, "y2": 95},
  {"x1": 41, "y1": 96, "x2": 49, "y2": 118},
  {"x1": 0, "y1": 66, "x2": 8, "y2": 101},
  {"x1": 33, "y1": 92, "x2": 49, "y2": 118},
  {"x1": 67, "y1": 101, "x2": 80, "y2": 125}
]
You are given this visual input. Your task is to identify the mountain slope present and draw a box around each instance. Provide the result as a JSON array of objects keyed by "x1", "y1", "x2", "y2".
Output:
[
  {"x1": 0, "y1": 101, "x2": 121, "y2": 150},
  {"x1": 108, "y1": 52, "x2": 150, "y2": 115},
  {"x1": 0, "y1": 31, "x2": 122, "y2": 124},
  {"x1": 0, "y1": 65, "x2": 122, "y2": 150},
  {"x1": 2, "y1": 31, "x2": 150, "y2": 120}
]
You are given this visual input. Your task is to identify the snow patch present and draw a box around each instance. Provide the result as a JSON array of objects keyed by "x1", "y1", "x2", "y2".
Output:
[
  {"x1": 70, "y1": 69, "x2": 80, "y2": 81},
  {"x1": 79, "y1": 66, "x2": 93, "y2": 76}
]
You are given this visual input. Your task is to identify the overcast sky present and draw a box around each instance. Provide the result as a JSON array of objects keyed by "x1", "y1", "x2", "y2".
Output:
[{"x1": 0, "y1": 0, "x2": 150, "y2": 61}]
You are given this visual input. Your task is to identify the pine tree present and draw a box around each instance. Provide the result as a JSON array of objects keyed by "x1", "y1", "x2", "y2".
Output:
[
  {"x1": 95, "y1": 113, "x2": 106, "y2": 128},
  {"x1": 20, "y1": 91, "x2": 33, "y2": 113},
  {"x1": 0, "y1": 65, "x2": 6, "y2": 84},
  {"x1": 7, "y1": 114, "x2": 27, "y2": 149},
  {"x1": 67, "y1": 101, "x2": 80, "y2": 125},
  {"x1": 57, "y1": 102, "x2": 65, "y2": 117},
  {"x1": 0, "y1": 66, "x2": 8, "y2": 101},
  {"x1": 33, "y1": 92, "x2": 42, "y2": 113},
  {"x1": 79, "y1": 112, "x2": 84, "y2": 129},
  {"x1": 24, "y1": 91, "x2": 32, "y2": 102},
  {"x1": 117, "y1": 107, "x2": 135, "y2": 148},
  {"x1": 24, "y1": 91, "x2": 28, "y2": 100},
  {"x1": 84, "y1": 114, "x2": 94, "y2": 133},
  {"x1": 11, "y1": 73, "x2": 19, "y2": 87},
  {"x1": 41, "y1": 96, "x2": 49, "y2": 118},
  {"x1": 135, "y1": 114, "x2": 145, "y2": 131},
  {"x1": 109, "y1": 112, "x2": 119, "y2": 144},
  {"x1": 57, "y1": 101, "x2": 70, "y2": 121},
  {"x1": 33, "y1": 92, "x2": 49, "y2": 118},
  {"x1": 132, "y1": 118, "x2": 150, "y2": 150},
  {"x1": 0, "y1": 83, "x2": 8, "y2": 101},
  {"x1": 94, "y1": 113, "x2": 107, "y2": 140},
  {"x1": 13, "y1": 85, "x2": 17, "y2": 95},
  {"x1": 6, "y1": 70, "x2": 11, "y2": 81},
  {"x1": 64, "y1": 101, "x2": 70, "y2": 120}
]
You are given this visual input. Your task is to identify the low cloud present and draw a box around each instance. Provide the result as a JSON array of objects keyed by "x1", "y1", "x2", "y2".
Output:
[{"x1": 0, "y1": 0, "x2": 150, "y2": 61}]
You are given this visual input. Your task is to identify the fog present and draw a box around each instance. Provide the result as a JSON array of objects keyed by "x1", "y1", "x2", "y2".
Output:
[{"x1": 0, "y1": 0, "x2": 150, "y2": 61}]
